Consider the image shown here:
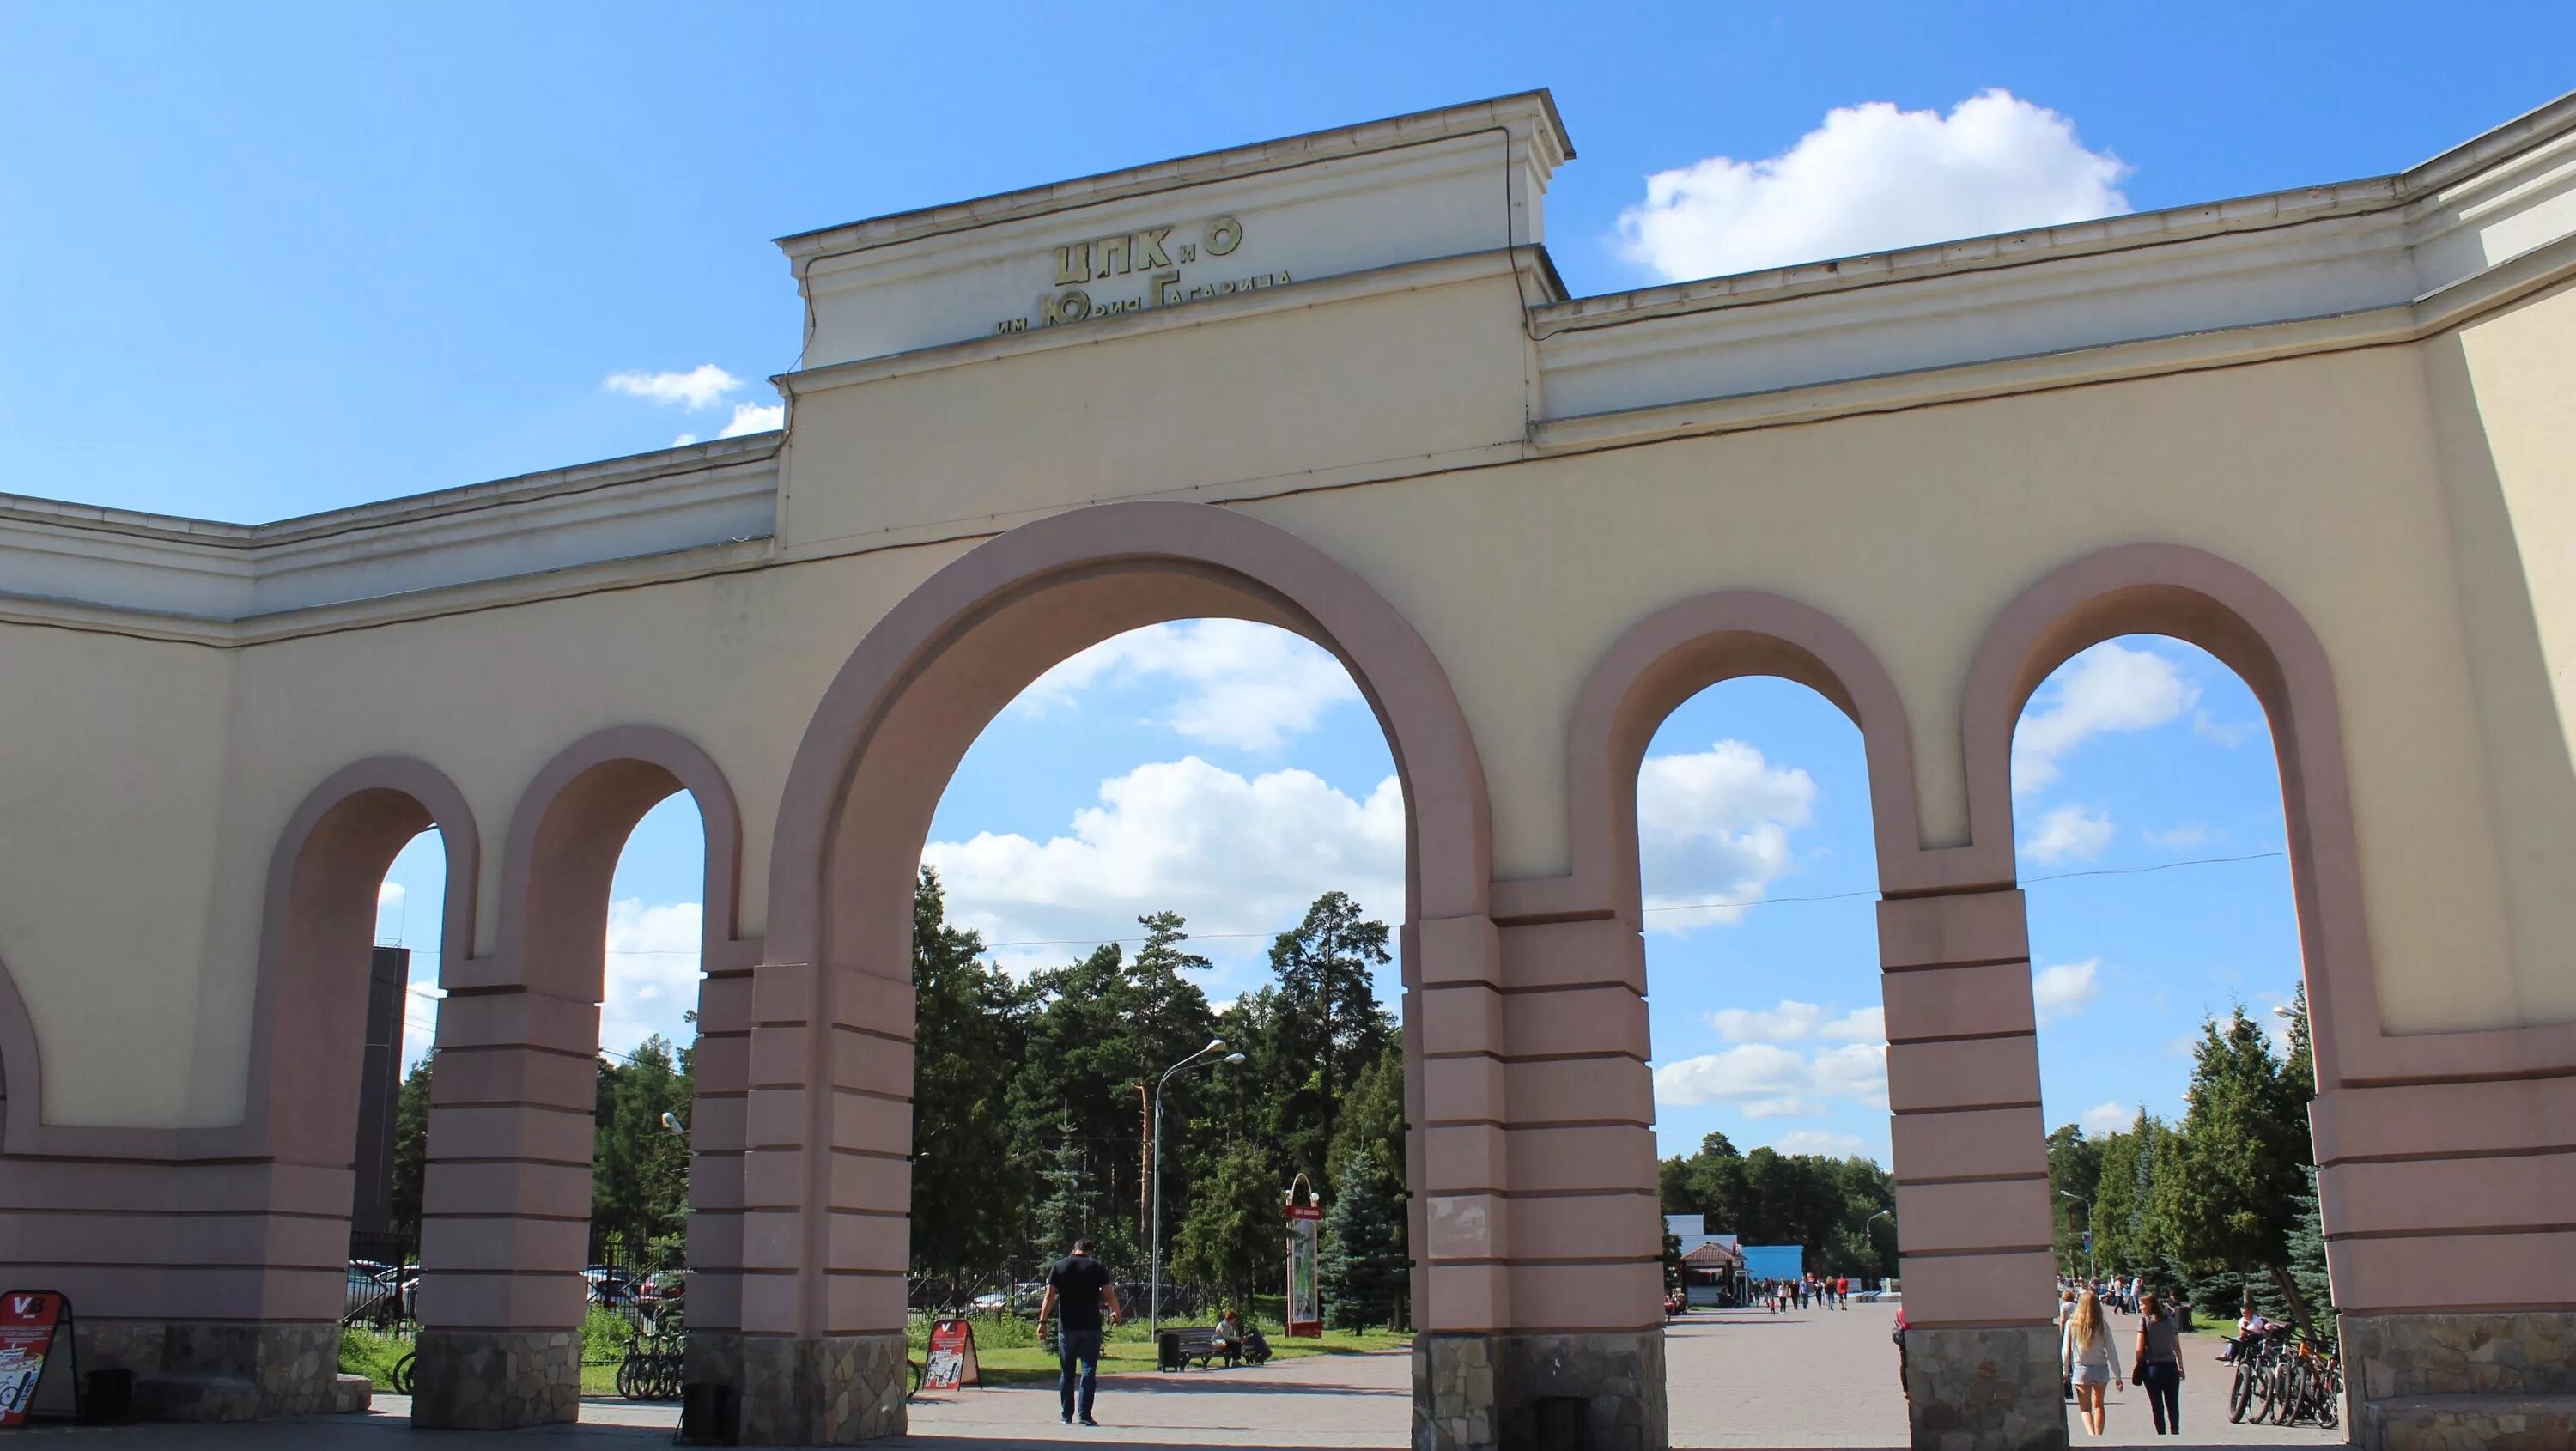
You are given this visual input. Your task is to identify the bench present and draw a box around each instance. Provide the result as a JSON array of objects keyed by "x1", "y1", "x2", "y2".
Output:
[{"x1": 1157, "y1": 1327, "x2": 1241, "y2": 1371}]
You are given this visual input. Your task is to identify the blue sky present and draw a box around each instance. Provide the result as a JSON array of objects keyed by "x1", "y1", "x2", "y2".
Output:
[{"x1": 14, "y1": 6, "x2": 2540, "y2": 1152}]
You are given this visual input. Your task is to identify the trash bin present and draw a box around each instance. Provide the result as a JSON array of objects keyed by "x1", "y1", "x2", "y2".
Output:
[
  {"x1": 1534, "y1": 1395, "x2": 1589, "y2": 1451},
  {"x1": 678, "y1": 1381, "x2": 733, "y2": 1444},
  {"x1": 82, "y1": 1369, "x2": 134, "y2": 1424},
  {"x1": 1157, "y1": 1332, "x2": 1182, "y2": 1373}
]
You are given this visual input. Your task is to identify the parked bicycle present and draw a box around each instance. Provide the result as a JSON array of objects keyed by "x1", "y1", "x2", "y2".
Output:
[
  {"x1": 2226, "y1": 1324, "x2": 2341, "y2": 1428},
  {"x1": 617, "y1": 1330, "x2": 687, "y2": 1402}
]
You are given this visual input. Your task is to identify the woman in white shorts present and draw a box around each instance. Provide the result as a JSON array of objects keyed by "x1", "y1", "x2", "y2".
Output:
[{"x1": 2061, "y1": 1290, "x2": 2125, "y2": 1436}]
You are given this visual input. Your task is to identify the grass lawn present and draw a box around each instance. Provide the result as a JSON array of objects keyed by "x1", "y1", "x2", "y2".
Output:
[{"x1": 918, "y1": 1316, "x2": 1411, "y2": 1388}]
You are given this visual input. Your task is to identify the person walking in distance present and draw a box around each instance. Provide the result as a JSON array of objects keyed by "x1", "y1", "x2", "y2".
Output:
[
  {"x1": 1036, "y1": 1238, "x2": 1121, "y2": 1427},
  {"x1": 2132, "y1": 1290, "x2": 2185, "y2": 1436}
]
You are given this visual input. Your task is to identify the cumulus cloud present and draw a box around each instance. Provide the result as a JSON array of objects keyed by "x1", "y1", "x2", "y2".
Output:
[
  {"x1": 1617, "y1": 89, "x2": 2129, "y2": 282},
  {"x1": 2032, "y1": 958, "x2": 2103, "y2": 1024},
  {"x1": 1772, "y1": 1129, "x2": 1867, "y2": 1157},
  {"x1": 1018, "y1": 621, "x2": 1364, "y2": 751},
  {"x1": 1654, "y1": 1041, "x2": 1886, "y2": 1110},
  {"x1": 719, "y1": 402, "x2": 784, "y2": 437},
  {"x1": 671, "y1": 433, "x2": 700, "y2": 448},
  {"x1": 2022, "y1": 804, "x2": 2114, "y2": 865},
  {"x1": 2194, "y1": 710, "x2": 2259, "y2": 748},
  {"x1": 1709, "y1": 999, "x2": 1825, "y2": 1042},
  {"x1": 605, "y1": 364, "x2": 744, "y2": 410},
  {"x1": 1820, "y1": 1005, "x2": 1885, "y2": 1042},
  {"x1": 2081, "y1": 1100, "x2": 2134, "y2": 1136},
  {"x1": 378, "y1": 880, "x2": 406, "y2": 912},
  {"x1": 2014, "y1": 642, "x2": 2198, "y2": 794},
  {"x1": 2146, "y1": 824, "x2": 2215, "y2": 852},
  {"x1": 923, "y1": 757, "x2": 1405, "y2": 977},
  {"x1": 1637, "y1": 740, "x2": 1815, "y2": 928},
  {"x1": 602, "y1": 899, "x2": 703, "y2": 1058}
]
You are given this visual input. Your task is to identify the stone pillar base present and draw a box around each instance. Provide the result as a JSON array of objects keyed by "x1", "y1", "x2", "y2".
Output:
[
  {"x1": 684, "y1": 1330, "x2": 908, "y2": 1444},
  {"x1": 73, "y1": 1319, "x2": 337, "y2": 1421},
  {"x1": 2343, "y1": 1311, "x2": 2576, "y2": 1451},
  {"x1": 1413, "y1": 1330, "x2": 1667, "y2": 1451},
  {"x1": 1903, "y1": 1324, "x2": 2066, "y2": 1451},
  {"x1": 410, "y1": 1327, "x2": 580, "y2": 1430}
]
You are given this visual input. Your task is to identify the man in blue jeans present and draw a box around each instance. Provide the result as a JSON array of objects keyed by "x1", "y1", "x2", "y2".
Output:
[{"x1": 1036, "y1": 1239, "x2": 1121, "y2": 1427}]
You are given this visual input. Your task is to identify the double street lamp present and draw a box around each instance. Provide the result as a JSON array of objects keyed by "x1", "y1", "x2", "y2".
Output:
[{"x1": 1149, "y1": 1039, "x2": 1246, "y2": 1339}]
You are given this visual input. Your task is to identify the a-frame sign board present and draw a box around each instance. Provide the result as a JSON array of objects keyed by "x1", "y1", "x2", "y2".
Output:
[{"x1": 0, "y1": 1290, "x2": 81, "y2": 1425}]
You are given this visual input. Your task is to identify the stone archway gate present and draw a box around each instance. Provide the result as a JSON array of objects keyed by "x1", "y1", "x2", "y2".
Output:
[{"x1": 2, "y1": 90, "x2": 2573, "y2": 1450}]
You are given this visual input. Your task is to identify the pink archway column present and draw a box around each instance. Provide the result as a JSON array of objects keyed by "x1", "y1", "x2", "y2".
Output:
[{"x1": 411, "y1": 728, "x2": 745, "y2": 1430}]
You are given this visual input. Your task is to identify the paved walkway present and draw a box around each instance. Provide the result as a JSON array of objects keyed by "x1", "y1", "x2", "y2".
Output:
[{"x1": 7, "y1": 1308, "x2": 2345, "y2": 1448}]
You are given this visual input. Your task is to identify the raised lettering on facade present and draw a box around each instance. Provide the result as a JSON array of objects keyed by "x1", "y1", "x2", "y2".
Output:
[{"x1": 996, "y1": 215, "x2": 1285, "y2": 335}]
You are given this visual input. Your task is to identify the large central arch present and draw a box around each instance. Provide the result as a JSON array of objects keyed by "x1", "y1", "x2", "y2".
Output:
[{"x1": 709, "y1": 501, "x2": 1505, "y2": 1444}]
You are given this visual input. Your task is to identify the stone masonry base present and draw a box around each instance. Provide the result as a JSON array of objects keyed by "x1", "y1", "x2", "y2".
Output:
[
  {"x1": 410, "y1": 1327, "x2": 581, "y2": 1430},
  {"x1": 2344, "y1": 1311, "x2": 2576, "y2": 1451},
  {"x1": 74, "y1": 1319, "x2": 338, "y2": 1422},
  {"x1": 684, "y1": 1330, "x2": 908, "y2": 1444},
  {"x1": 1414, "y1": 1330, "x2": 1667, "y2": 1451},
  {"x1": 1903, "y1": 1325, "x2": 2067, "y2": 1451}
]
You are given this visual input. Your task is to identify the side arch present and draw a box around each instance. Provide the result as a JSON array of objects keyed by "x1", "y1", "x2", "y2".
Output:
[
  {"x1": 0, "y1": 949, "x2": 37, "y2": 1153},
  {"x1": 248, "y1": 756, "x2": 479, "y2": 1165},
  {"x1": 1515, "y1": 589, "x2": 1931, "y2": 925}
]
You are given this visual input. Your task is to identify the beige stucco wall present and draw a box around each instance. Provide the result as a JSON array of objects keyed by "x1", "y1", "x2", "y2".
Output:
[
  {"x1": 2423, "y1": 276, "x2": 2576, "y2": 1027},
  {"x1": 0, "y1": 626, "x2": 234, "y2": 1126},
  {"x1": 3, "y1": 265, "x2": 2572, "y2": 1132}
]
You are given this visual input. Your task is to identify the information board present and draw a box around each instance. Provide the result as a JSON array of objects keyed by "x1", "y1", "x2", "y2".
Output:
[
  {"x1": 0, "y1": 1290, "x2": 67, "y2": 1426},
  {"x1": 1285, "y1": 1202, "x2": 1323, "y2": 1338},
  {"x1": 922, "y1": 1317, "x2": 979, "y2": 1390}
]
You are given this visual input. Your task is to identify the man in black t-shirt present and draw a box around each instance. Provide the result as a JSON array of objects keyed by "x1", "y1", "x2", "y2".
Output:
[{"x1": 1036, "y1": 1239, "x2": 1121, "y2": 1426}]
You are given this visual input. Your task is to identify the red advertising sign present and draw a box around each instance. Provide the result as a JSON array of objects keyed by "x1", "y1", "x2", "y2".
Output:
[
  {"x1": 922, "y1": 1317, "x2": 980, "y2": 1390},
  {"x1": 1285, "y1": 1200, "x2": 1324, "y2": 1339},
  {"x1": 0, "y1": 1290, "x2": 67, "y2": 1426}
]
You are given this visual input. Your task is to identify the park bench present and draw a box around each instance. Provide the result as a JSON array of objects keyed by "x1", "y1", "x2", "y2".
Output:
[{"x1": 1156, "y1": 1327, "x2": 1239, "y2": 1371}]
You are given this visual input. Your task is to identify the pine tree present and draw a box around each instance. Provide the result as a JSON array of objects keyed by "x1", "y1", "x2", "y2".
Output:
[
  {"x1": 389, "y1": 1051, "x2": 435, "y2": 1261},
  {"x1": 1267, "y1": 893, "x2": 1395, "y2": 1185},
  {"x1": 1317, "y1": 1147, "x2": 1406, "y2": 1329},
  {"x1": 2284, "y1": 1164, "x2": 2333, "y2": 1324},
  {"x1": 1172, "y1": 1139, "x2": 1283, "y2": 1310},
  {"x1": 2154, "y1": 1006, "x2": 2308, "y2": 1294},
  {"x1": 1033, "y1": 1107, "x2": 1100, "y2": 1254}
]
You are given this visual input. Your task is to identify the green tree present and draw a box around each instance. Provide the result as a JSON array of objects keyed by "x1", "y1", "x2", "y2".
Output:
[
  {"x1": 2151, "y1": 1006, "x2": 2309, "y2": 1290},
  {"x1": 1327, "y1": 1041, "x2": 1406, "y2": 1193},
  {"x1": 389, "y1": 1051, "x2": 435, "y2": 1260},
  {"x1": 2046, "y1": 1123, "x2": 2107, "y2": 1275},
  {"x1": 1316, "y1": 1146, "x2": 1406, "y2": 1329},
  {"x1": 592, "y1": 1035, "x2": 691, "y2": 1267},
  {"x1": 1266, "y1": 893, "x2": 1395, "y2": 1190},
  {"x1": 909, "y1": 867, "x2": 1030, "y2": 1274},
  {"x1": 1172, "y1": 1139, "x2": 1284, "y2": 1309}
]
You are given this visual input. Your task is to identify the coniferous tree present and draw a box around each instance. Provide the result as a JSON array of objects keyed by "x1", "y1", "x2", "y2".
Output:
[
  {"x1": 2046, "y1": 1123, "x2": 2107, "y2": 1276},
  {"x1": 909, "y1": 868, "x2": 1030, "y2": 1274},
  {"x1": 1171, "y1": 1139, "x2": 1283, "y2": 1311},
  {"x1": 389, "y1": 1051, "x2": 435, "y2": 1260},
  {"x1": 1266, "y1": 893, "x2": 1395, "y2": 1186},
  {"x1": 2152, "y1": 1007, "x2": 2308, "y2": 1296},
  {"x1": 1317, "y1": 1146, "x2": 1406, "y2": 1329}
]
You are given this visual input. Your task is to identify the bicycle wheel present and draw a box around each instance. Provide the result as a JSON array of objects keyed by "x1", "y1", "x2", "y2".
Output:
[
  {"x1": 392, "y1": 1351, "x2": 416, "y2": 1395},
  {"x1": 2316, "y1": 1368, "x2": 2341, "y2": 1430},
  {"x1": 617, "y1": 1354, "x2": 641, "y2": 1401},
  {"x1": 2229, "y1": 1364, "x2": 2255, "y2": 1424}
]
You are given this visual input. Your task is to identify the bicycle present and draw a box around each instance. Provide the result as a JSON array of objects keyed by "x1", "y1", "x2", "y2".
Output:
[
  {"x1": 390, "y1": 1350, "x2": 416, "y2": 1395},
  {"x1": 617, "y1": 1330, "x2": 687, "y2": 1401}
]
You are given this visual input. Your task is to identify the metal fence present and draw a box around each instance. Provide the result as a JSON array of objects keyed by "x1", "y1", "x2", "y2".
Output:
[{"x1": 344, "y1": 1230, "x2": 416, "y2": 1333}]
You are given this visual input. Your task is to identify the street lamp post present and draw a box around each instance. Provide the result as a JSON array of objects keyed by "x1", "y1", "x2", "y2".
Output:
[
  {"x1": 1864, "y1": 1209, "x2": 1894, "y2": 1288},
  {"x1": 1149, "y1": 1040, "x2": 1248, "y2": 1341},
  {"x1": 2060, "y1": 1191, "x2": 2094, "y2": 1281}
]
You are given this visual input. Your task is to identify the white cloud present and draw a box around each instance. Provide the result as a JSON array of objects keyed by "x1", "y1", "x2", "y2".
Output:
[
  {"x1": 378, "y1": 880, "x2": 405, "y2": 912},
  {"x1": 1654, "y1": 1044, "x2": 1813, "y2": 1104},
  {"x1": 923, "y1": 756, "x2": 1405, "y2": 977},
  {"x1": 604, "y1": 363, "x2": 744, "y2": 410},
  {"x1": 719, "y1": 401, "x2": 784, "y2": 437},
  {"x1": 2081, "y1": 1100, "x2": 2134, "y2": 1136},
  {"x1": 601, "y1": 898, "x2": 703, "y2": 1058},
  {"x1": 2014, "y1": 642, "x2": 2198, "y2": 793},
  {"x1": 1654, "y1": 1041, "x2": 1886, "y2": 1110},
  {"x1": 1637, "y1": 740, "x2": 1815, "y2": 928},
  {"x1": 1016, "y1": 620, "x2": 1363, "y2": 751},
  {"x1": 2146, "y1": 824, "x2": 2215, "y2": 852},
  {"x1": 1617, "y1": 89, "x2": 2129, "y2": 282},
  {"x1": 671, "y1": 433, "x2": 699, "y2": 448},
  {"x1": 1772, "y1": 1130, "x2": 1867, "y2": 1157},
  {"x1": 2193, "y1": 710, "x2": 2259, "y2": 748},
  {"x1": 1708, "y1": 999, "x2": 1824, "y2": 1042},
  {"x1": 2023, "y1": 804, "x2": 2114, "y2": 865},
  {"x1": 2032, "y1": 958, "x2": 2103, "y2": 1025},
  {"x1": 1820, "y1": 1005, "x2": 1885, "y2": 1042},
  {"x1": 1810, "y1": 1042, "x2": 1889, "y2": 1102}
]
